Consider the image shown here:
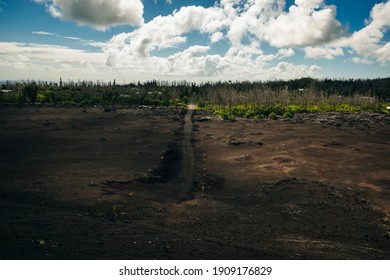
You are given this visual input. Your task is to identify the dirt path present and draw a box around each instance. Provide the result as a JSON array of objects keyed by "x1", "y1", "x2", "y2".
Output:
[
  {"x1": 174, "y1": 104, "x2": 195, "y2": 201},
  {"x1": 98, "y1": 105, "x2": 195, "y2": 202}
]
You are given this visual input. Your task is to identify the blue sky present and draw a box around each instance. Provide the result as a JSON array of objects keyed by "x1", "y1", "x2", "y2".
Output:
[{"x1": 0, "y1": 0, "x2": 389, "y2": 83}]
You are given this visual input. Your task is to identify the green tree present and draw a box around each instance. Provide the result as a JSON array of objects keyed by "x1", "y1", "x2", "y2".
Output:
[
  {"x1": 160, "y1": 88, "x2": 170, "y2": 105},
  {"x1": 23, "y1": 82, "x2": 39, "y2": 104}
]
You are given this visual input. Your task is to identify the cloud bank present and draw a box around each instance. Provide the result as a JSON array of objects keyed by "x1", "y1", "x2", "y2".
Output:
[
  {"x1": 345, "y1": 1, "x2": 390, "y2": 65},
  {"x1": 11, "y1": 0, "x2": 390, "y2": 82},
  {"x1": 262, "y1": 0, "x2": 343, "y2": 47},
  {"x1": 101, "y1": 0, "x2": 346, "y2": 79},
  {"x1": 0, "y1": 42, "x2": 108, "y2": 81},
  {"x1": 34, "y1": 0, "x2": 144, "y2": 30}
]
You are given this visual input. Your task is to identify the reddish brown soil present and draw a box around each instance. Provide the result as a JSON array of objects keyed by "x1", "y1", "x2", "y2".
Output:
[{"x1": 0, "y1": 105, "x2": 389, "y2": 259}]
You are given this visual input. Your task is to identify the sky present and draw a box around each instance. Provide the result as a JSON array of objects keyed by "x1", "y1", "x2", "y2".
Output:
[{"x1": 0, "y1": 0, "x2": 390, "y2": 83}]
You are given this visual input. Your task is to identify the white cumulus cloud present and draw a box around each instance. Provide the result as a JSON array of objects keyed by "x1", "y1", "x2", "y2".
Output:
[
  {"x1": 210, "y1": 32, "x2": 224, "y2": 43},
  {"x1": 104, "y1": 5, "x2": 230, "y2": 60},
  {"x1": 304, "y1": 46, "x2": 344, "y2": 60},
  {"x1": 344, "y1": 1, "x2": 390, "y2": 65},
  {"x1": 351, "y1": 57, "x2": 374, "y2": 65},
  {"x1": 227, "y1": 0, "x2": 285, "y2": 48},
  {"x1": 34, "y1": 0, "x2": 144, "y2": 30},
  {"x1": 277, "y1": 48, "x2": 295, "y2": 59},
  {"x1": 99, "y1": 0, "x2": 333, "y2": 81},
  {"x1": 262, "y1": 0, "x2": 344, "y2": 47},
  {"x1": 376, "y1": 42, "x2": 390, "y2": 64}
]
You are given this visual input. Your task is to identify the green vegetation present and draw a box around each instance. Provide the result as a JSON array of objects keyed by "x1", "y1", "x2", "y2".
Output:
[
  {"x1": 210, "y1": 103, "x2": 390, "y2": 120},
  {"x1": 205, "y1": 101, "x2": 389, "y2": 120},
  {"x1": 0, "y1": 80, "x2": 190, "y2": 108},
  {"x1": 195, "y1": 80, "x2": 390, "y2": 119},
  {"x1": 1, "y1": 78, "x2": 389, "y2": 118}
]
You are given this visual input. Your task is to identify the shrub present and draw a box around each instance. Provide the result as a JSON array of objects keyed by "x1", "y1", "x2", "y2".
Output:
[
  {"x1": 282, "y1": 111, "x2": 294, "y2": 119},
  {"x1": 307, "y1": 105, "x2": 320, "y2": 113},
  {"x1": 197, "y1": 100, "x2": 206, "y2": 108},
  {"x1": 268, "y1": 112, "x2": 278, "y2": 120},
  {"x1": 142, "y1": 97, "x2": 163, "y2": 106},
  {"x1": 232, "y1": 105, "x2": 246, "y2": 117},
  {"x1": 23, "y1": 82, "x2": 39, "y2": 104},
  {"x1": 222, "y1": 113, "x2": 233, "y2": 120},
  {"x1": 182, "y1": 96, "x2": 189, "y2": 105}
]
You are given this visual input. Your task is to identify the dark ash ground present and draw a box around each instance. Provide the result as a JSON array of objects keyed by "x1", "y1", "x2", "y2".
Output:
[{"x1": 1, "y1": 105, "x2": 389, "y2": 259}]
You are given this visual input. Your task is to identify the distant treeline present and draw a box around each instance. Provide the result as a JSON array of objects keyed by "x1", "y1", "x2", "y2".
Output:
[
  {"x1": 198, "y1": 77, "x2": 390, "y2": 100},
  {"x1": 1, "y1": 77, "x2": 389, "y2": 117}
]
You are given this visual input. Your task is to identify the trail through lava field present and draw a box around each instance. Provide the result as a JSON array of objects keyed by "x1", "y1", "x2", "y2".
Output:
[{"x1": 1, "y1": 105, "x2": 389, "y2": 259}]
